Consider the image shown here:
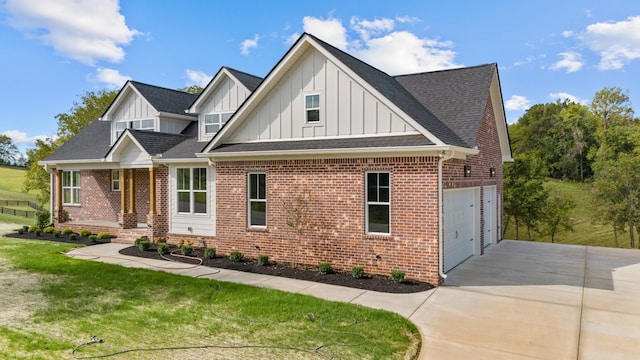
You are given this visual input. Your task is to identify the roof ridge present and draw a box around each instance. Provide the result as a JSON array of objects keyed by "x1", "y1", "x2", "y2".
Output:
[
  {"x1": 393, "y1": 63, "x2": 496, "y2": 78},
  {"x1": 222, "y1": 66, "x2": 263, "y2": 80},
  {"x1": 129, "y1": 80, "x2": 197, "y2": 95}
]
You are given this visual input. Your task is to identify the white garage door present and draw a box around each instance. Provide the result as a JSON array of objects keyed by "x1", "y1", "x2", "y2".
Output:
[
  {"x1": 444, "y1": 188, "x2": 477, "y2": 272},
  {"x1": 483, "y1": 186, "x2": 497, "y2": 247}
]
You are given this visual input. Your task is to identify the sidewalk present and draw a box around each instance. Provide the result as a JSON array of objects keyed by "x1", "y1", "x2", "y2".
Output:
[{"x1": 66, "y1": 243, "x2": 437, "y2": 319}]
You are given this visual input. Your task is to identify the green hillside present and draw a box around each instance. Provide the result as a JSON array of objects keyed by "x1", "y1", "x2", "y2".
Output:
[
  {"x1": 504, "y1": 180, "x2": 629, "y2": 248},
  {"x1": 0, "y1": 165, "x2": 40, "y2": 225}
]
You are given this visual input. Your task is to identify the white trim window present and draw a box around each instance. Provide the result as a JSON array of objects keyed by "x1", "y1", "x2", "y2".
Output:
[
  {"x1": 111, "y1": 170, "x2": 120, "y2": 191},
  {"x1": 248, "y1": 173, "x2": 266, "y2": 227},
  {"x1": 177, "y1": 167, "x2": 207, "y2": 214},
  {"x1": 204, "y1": 112, "x2": 233, "y2": 135},
  {"x1": 114, "y1": 119, "x2": 155, "y2": 139},
  {"x1": 62, "y1": 170, "x2": 81, "y2": 205},
  {"x1": 366, "y1": 172, "x2": 390, "y2": 235},
  {"x1": 305, "y1": 94, "x2": 320, "y2": 123}
]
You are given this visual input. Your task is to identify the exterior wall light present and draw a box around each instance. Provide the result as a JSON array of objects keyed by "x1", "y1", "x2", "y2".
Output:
[
  {"x1": 464, "y1": 165, "x2": 471, "y2": 177},
  {"x1": 489, "y1": 167, "x2": 496, "y2": 177}
]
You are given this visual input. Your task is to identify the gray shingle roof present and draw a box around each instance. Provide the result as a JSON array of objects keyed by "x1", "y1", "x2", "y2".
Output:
[
  {"x1": 126, "y1": 130, "x2": 189, "y2": 156},
  {"x1": 306, "y1": 33, "x2": 469, "y2": 148},
  {"x1": 130, "y1": 81, "x2": 199, "y2": 116},
  {"x1": 394, "y1": 64, "x2": 496, "y2": 148},
  {"x1": 210, "y1": 135, "x2": 433, "y2": 153},
  {"x1": 225, "y1": 67, "x2": 263, "y2": 92},
  {"x1": 43, "y1": 120, "x2": 112, "y2": 161}
]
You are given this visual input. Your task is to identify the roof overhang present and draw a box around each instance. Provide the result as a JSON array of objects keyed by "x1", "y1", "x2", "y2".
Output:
[
  {"x1": 490, "y1": 66, "x2": 513, "y2": 162},
  {"x1": 196, "y1": 145, "x2": 476, "y2": 162}
]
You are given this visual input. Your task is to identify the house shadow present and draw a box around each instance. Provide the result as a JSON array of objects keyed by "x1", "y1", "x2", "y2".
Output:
[{"x1": 443, "y1": 240, "x2": 640, "y2": 291}]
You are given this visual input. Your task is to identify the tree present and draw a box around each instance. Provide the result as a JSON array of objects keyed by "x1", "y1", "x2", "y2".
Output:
[
  {"x1": 539, "y1": 193, "x2": 575, "y2": 243},
  {"x1": 0, "y1": 134, "x2": 18, "y2": 165},
  {"x1": 590, "y1": 86, "x2": 634, "y2": 132},
  {"x1": 503, "y1": 156, "x2": 548, "y2": 240},
  {"x1": 177, "y1": 85, "x2": 203, "y2": 94},
  {"x1": 23, "y1": 90, "x2": 116, "y2": 205}
]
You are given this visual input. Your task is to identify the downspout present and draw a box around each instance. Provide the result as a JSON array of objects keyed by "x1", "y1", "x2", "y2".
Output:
[{"x1": 438, "y1": 150, "x2": 455, "y2": 281}]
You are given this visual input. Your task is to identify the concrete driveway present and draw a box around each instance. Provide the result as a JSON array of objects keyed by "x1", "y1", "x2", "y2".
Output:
[{"x1": 412, "y1": 240, "x2": 640, "y2": 359}]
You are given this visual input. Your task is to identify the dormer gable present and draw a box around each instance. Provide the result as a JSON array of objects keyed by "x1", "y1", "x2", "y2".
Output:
[
  {"x1": 100, "y1": 81, "x2": 198, "y2": 145},
  {"x1": 187, "y1": 67, "x2": 262, "y2": 142}
]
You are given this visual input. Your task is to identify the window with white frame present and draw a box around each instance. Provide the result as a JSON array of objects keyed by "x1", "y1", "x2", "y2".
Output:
[
  {"x1": 248, "y1": 173, "x2": 266, "y2": 227},
  {"x1": 114, "y1": 119, "x2": 155, "y2": 139},
  {"x1": 62, "y1": 170, "x2": 81, "y2": 205},
  {"x1": 204, "y1": 112, "x2": 233, "y2": 134},
  {"x1": 111, "y1": 170, "x2": 120, "y2": 191},
  {"x1": 366, "y1": 172, "x2": 390, "y2": 234},
  {"x1": 305, "y1": 94, "x2": 320, "y2": 123},
  {"x1": 176, "y1": 168, "x2": 207, "y2": 214}
]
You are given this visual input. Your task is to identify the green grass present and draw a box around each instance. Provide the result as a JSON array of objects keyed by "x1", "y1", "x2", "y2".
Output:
[
  {"x1": 504, "y1": 179, "x2": 630, "y2": 248},
  {"x1": 0, "y1": 165, "x2": 41, "y2": 226},
  {"x1": 0, "y1": 238, "x2": 420, "y2": 359}
]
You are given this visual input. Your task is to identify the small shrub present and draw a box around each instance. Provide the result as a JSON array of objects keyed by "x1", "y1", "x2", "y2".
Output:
[
  {"x1": 88, "y1": 235, "x2": 98, "y2": 243},
  {"x1": 22, "y1": 225, "x2": 29, "y2": 232},
  {"x1": 138, "y1": 240, "x2": 152, "y2": 251},
  {"x1": 157, "y1": 243, "x2": 170, "y2": 255},
  {"x1": 35, "y1": 210, "x2": 50, "y2": 229},
  {"x1": 351, "y1": 266, "x2": 366, "y2": 279},
  {"x1": 53, "y1": 231, "x2": 61, "y2": 238},
  {"x1": 96, "y1": 232, "x2": 111, "y2": 240},
  {"x1": 61, "y1": 210, "x2": 70, "y2": 222},
  {"x1": 257, "y1": 254, "x2": 269, "y2": 266},
  {"x1": 390, "y1": 270, "x2": 406, "y2": 283},
  {"x1": 153, "y1": 236, "x2": 168, "y2": 244},
  {"x1": 318, "y1": 262, "x2": 333, "y2": 274},
  {"x1": 79, "y1": 229, "x2": 92, "y2": 237},
  {"x1": 17, "y1": 228, "x2": 24, "y2": 234},
  {"x1": 69, "y1": 234, "x2": 77, "y2": 241},
  {"x1": 28, "y1": 225, "x2": 38, "y2": 233},
  {"x1": 43, "y1": 226, "x2": 55, "y2": 234},
  {"x1": 204, "y1": 247, "x2": 216, "y2": 259},
  {"x1": 180, "y1": 242, "x2": 193, "y2": 256},
  {"x1": 62, "y1": 228, "x2": 74, "y2": 236},
  {"x1": 134, "y1": 238, "x2": 145, "y2": 247},
  {"x1": 229, "y1": 251, "x2": 244, "y2": 263},
  {"x1": 34, "y1": 229, "x2": 42, "y2": 236}
]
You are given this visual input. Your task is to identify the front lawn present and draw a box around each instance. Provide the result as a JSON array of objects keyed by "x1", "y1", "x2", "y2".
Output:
[{"x1": 0, "y1": 238, "x2": 420, "y2": 359}]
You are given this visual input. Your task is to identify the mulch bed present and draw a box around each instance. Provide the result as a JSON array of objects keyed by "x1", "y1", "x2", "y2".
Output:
[
  {"x1": 120, "y1": 245, "x2": 434, "y2": 294},
  {"x1": 3, "y1": 229, "x2": 434, "y2": 293}
]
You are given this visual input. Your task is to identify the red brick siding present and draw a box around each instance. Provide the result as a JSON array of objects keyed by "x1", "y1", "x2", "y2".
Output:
[
  {"x1": 214, "y1": 157, "x2": 441, "y2": 284},
  {"x1": 62, "y1": 170, "x2": 120, "y2": 222}
]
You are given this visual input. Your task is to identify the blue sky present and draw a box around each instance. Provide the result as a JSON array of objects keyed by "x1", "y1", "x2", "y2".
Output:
[{"x1": 1, "y1": 0, "x2": 640, "y2": 155}]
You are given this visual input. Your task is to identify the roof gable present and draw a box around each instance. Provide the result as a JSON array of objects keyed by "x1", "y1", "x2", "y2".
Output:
[
  {"x1": 188, "y1": 67, "x2": 262, "y2": 113},
  {"x1": 203, "y1": 33, "x2": 472, "y2": 153},
  {"x1": 101, "y1": 81, "x2": 198, "y2": 121}
]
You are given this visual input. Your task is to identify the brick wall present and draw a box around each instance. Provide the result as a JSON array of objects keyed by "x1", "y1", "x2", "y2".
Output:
[
  {"x1": 213, "y1": 156, "x2": 442, "y2": 284},
  {"x1": 63, "y1": 170, "x2": 120, "y2": 222}
]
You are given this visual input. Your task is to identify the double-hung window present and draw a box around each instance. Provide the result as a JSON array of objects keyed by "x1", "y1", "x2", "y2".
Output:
[
  {"x1": 62, "y1": 170, "x2": 81, "y2": 205},
  {"x1": 111, "y1": 170, "x2": 120, "y2": 191},
  {"x1": 204, "y1": 112, "x2": 233, "y2": 135},
  {"x1": 248, "y1": 173, "x2": 266, "y2": 227},
  {"x1": 114, "y1": 119, "x2": 155, "y2": 139},
  {"x1": 177, "y1": 168, "x2": 207, "y2": 214},
  {"x1": 305, "y1": 94, "x2": 320, "y2": 123},
  {"x1": 366, "y1": 172, "x2": 390, "y2": 234}
]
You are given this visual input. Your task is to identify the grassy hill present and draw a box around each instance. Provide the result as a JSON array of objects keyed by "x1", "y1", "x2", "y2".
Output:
[
  {"x1": 0, "y1": 165, "x2": 41, "y2": 225},
  {"x1": 503, "y1": 179, "x2": 631, "y2": 248}
]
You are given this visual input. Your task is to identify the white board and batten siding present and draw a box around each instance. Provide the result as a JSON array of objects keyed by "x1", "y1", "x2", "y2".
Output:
[
  {"x1": 110, "y1": 90, "x2": 156, "y2": 144},
  {"x1": 198, "y1": 75, "x2": 252, "y2": 141},
  {"x1": 228, "y1": 47, "x2": 418, "y2": 143},
  {"x1": 168, "y1": 165, "x2": 216, "y2": 236},
  {"x1": 443, "y1": 188, "x2": 481, "y2": 273}
]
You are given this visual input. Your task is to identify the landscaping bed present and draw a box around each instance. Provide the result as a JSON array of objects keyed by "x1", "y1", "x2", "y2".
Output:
[
  {"x1": 5, "y1": 226, "x2": 112, "y2": 246},
  {"x1": 120, "y1": 245, "x2": 434, "y2": 294}
]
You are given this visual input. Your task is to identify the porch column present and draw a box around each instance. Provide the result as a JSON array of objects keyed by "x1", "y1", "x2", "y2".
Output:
[
  {"x1": 119, "y1": 169, "x2": 126, "y2": 214},
  {"x1": 128, "y1": 169, "x2": 136, "y2": 213},
  {"x1": 149, "y1": 167, "x2": 156, "y2": 215},
  {"x1": 55, "y1": 169, "x2": 65, "y2": 223}
]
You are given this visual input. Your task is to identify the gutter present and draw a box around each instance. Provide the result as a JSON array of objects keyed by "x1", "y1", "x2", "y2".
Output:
[{"x1": 438, "y1": 150, "x2": 455, "y2": 282}]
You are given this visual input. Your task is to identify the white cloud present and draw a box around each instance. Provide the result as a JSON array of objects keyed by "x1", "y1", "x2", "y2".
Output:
[
  {"x1": 94, "y1": 68, "x2": 130, "y2": 89},
  {"x1": 561, "y1": 30, "x2": 574, "y2": 37},
  {"x1": 2, "y1": 130, "x2": 50, "y2": 145},
  {"x1": 5, "y1": 0, "x2": 140, "y2": 65},
  {"x1": 286, "y1": 32, "x2": 301, "y2": 45},
  {"x1": 300, "y1": 16, "x2": 460, "y2": 75},
  {"x1": 303, "y1": 16, "x2": 348, "y2": 49},
  {"x1": 549, "y1": 92, "x2": 588, "y2": 105},
  {"x1": 240, "y1": 34, "x2": 260, "y2": 55},
  {"x1": 185, "y1": 69, "x2": 212, "y2": 87},
  {"x1": 581, "y1": 15, "x2": 640, "y2": 70},
  {"x1": 550, "y1": 51, "x2": 584, "y2": 73},
  {"x1": 505, "y1": 95, "x2": 531, "y2": 111}
]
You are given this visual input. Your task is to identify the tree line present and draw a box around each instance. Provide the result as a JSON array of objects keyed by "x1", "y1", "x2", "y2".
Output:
[{"x1": 505, "y1": 87, "x2": 639, "y2": 247}]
